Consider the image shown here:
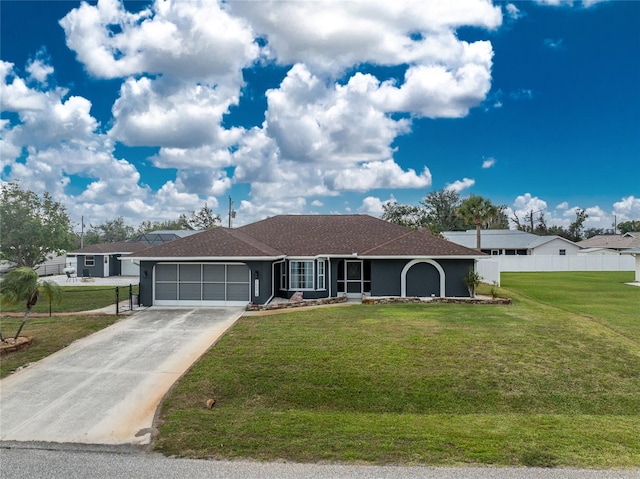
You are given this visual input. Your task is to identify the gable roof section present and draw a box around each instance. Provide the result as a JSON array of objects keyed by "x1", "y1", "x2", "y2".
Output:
[
  {"x1": 363, "y1": 229, "x2": 483, "y2": 257},
  {"x1": 129, "y1": 227, "x2": 284, "y2": 259},
  {"x1": 69, "y1": 241, "x2": 152, "y2": 255},
  {"x1": 577, "y1": 233, "x2": 640, "y2": 249},
  {"x1": 237, "y1": 214, "x2": 467, "y2": 256}
]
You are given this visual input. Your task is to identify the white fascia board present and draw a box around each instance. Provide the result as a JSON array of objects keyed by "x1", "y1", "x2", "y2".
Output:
[
  {"x1": 125, "y1": 255, "x2": 286, "y2": 262},
  {"x1": 346, "y1": 255, "x2": 486, "y2": 260}
]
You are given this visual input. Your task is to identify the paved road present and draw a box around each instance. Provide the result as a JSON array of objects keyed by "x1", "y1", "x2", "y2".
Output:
[
  {"x1": 0, "y1": 447, "x2": 637, "y2": 479},
  {"x1": 0, "y1": 307, "x2": 243, "y2": 445}
]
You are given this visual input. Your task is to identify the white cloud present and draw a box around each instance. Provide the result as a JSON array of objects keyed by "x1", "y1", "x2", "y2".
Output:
[
  {"x1": 328, "y1": 160, "x2": 432, "y2": 192},
  {"x1": 505, "y1": 4, "x2": 523, "y2": 20},
  {"x1": 613, "y1": 195, "x2": 640, "y2": 222},
  {"x1": 311, "y1": 200, "x2": 324, "y2": 207},
  {"x1": 359, "y1": 196, "x2": 387, "y2": 217},
  {"x1": 266, "y1": 65, "x2": 411, "y2": 165},
  {"x1": 26, "y1": 50, "x2": 54, "y2": 85},
  {"x1": 60, "y1": 0, "x2": 258, "y2": 84},
  {"x1": 535, "y1": 0, "x2": 608, "y2": 8},
  {"x1": 482, "y1": 157, "x2": 496, "y2": 168},
  {"x1": 445, "y1": 177, "x2": 475, "y2": 193},
  {"x1": 110, "y1": 77, "x2": 243, "y2": 149},
  {"x1": 544, "y1": 38, "x2": 564, "y2": 49},
  {"x1": 556, "y1": 201, "x2": 569, "y2": 210},
  {"x1": 230, "y1": 0, "x2": 501, "y2": 74}
]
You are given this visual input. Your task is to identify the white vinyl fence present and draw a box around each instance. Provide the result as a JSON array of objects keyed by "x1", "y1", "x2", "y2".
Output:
[{"x1": 477, "y1": 255, "x2": 635, "y2": 286}]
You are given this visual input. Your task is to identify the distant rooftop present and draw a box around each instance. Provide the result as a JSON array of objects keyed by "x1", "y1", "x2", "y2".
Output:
[
  {"x1": 127, "y1": 230, "x2": 199, "y2": 245},
  {"x1": 442, "y1": 229, "x2": 577, "y2": 250}
]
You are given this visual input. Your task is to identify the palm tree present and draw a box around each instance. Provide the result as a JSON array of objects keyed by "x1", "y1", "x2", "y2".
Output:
[
  {"x1": 457, "y1": 195, "x2": 500, "y2": 251},
  {"x1": 0, "y1": 267, "x2": 61, "y2": 342}
]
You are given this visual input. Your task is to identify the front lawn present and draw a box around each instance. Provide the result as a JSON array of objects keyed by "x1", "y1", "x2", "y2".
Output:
[
  {"x1": 0, "y1": 315, "x2": 120, "y2": 378},
  {"x1": 154, "y1": 271, "x2": 640, "y2": 467},
  {"x1": 0, "y1": 284, "x2": 138, "y2": 314}
]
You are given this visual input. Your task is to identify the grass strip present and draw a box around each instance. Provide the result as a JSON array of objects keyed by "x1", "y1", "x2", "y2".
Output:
[{"x1": 0, "y1": 315, "x2": 119, "y2": 378}]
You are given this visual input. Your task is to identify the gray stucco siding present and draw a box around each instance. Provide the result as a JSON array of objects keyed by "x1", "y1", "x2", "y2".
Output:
[
  {"x1": 439, "y1": 259, "x2": 474, "y2": 297},
  {"x1": 77, "y1": 254, "x2": 105, "y2": 278},
  {"x1": 370, "y1": 258, "x2": 474, "y2": 298},
  {"x1": 243, "y1": 261, "x2": 273, "y2": 304}
]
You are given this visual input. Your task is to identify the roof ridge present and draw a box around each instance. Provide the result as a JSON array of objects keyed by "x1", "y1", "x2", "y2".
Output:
[{"x1": 361, "y1": 230, "x2": 415, "y2": 255}]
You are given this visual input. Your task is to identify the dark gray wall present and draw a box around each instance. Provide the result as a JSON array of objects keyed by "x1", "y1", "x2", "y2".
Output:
[
  {"x1": 139, "y1": 261, "x2": 155, "y2": 306},
  {"x1": 77, "y1": 254, "x2": 105, "y2": 278},
  {"x1": 370, "y1": 258, "x2": 475, "y2": 298},
  {"x1": 109, "y1": 255, "x2": 121, "y2": 276},
  {"x1": 440, "y1": 259, "x2": 475, "y2": 297},
  {"x1": 244, "y1": 261, "x2": 273, "y2": 304}
]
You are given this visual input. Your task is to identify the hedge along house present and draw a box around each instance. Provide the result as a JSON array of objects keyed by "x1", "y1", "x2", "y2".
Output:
[{"x1": 126, "y1": 215, "x2": 486, "y2": 307}]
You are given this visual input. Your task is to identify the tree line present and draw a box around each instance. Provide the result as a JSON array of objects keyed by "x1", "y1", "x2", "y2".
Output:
[
  {"x1": 0, "y1": 182, "x2": 221, "y2": 269},
  {"x1": 382, "y1": 188, "x2": 638, "y2": 245}
]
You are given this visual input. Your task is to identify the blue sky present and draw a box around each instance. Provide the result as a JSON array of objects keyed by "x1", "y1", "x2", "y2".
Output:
[{"x1": 1, "y1": 0, "x2": 638, "y2": 231}]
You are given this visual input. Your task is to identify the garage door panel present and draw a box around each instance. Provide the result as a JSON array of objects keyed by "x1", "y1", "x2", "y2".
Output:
[
  {"x1": 179, "y1": 283, "x2": 201, "y2": 300},
  {"x1": 227, "y1": 283, "x2": 250, "y2": 302},
  {"x1": 154, "y1": 263, "x2": 249, "y2": 306},
  {"x1": 179, "y1": 264, "x2": 201, "y2": 282},
  {"x1": 156, "y1": 282, "x2": 177, "y2": 300},
  {"x1": 156, "y1": 264, "x2": 177, "y2": 281},
  {"x1": 227, "y1": 265, "x2": 248, "y2": 282},
  {"x1": 203, "y1": 283, "x2": 225, "y2": 301},
  {"x1": 203, "y1": 264, "x2": 225, "y2": 282}
]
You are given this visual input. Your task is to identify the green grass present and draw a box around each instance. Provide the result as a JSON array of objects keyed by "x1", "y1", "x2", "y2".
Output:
[
  {"x1": 154, "y1": 271, "x2": 640, "y2": 467},
  {"x1": 0, "y1": 315, "x2": 119, "y2": 378},
  {"x1": 0, "y1": 284, "x2": 138, "y2": 314}
]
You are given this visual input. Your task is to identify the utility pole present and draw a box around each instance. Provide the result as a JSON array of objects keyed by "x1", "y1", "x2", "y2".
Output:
[
  {"x1": 228, "y1": 196, "x2": 236, "y2": 228},
  {"x1": 81, "y1": 215, "x2": 85, "y2": 249}
]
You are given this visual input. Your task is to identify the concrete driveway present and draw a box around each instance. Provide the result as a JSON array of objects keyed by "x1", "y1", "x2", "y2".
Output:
[{"x1": 0, "y1": 307, "x2": 243, "y2": 446}]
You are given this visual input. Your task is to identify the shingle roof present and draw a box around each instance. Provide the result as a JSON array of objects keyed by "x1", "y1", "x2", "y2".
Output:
[
  {"x1": 69, "y1": 241, "x2": 152, "y2": 255},
  {"x1": 129, "y1": 215, "x2": 482, "y2": 259},
  {"x1": 363, "y1": 229, "x2": 484, "y2": 256},
  {"x1": 130, "y1": 227, "x2": 284, "y2": 258},
  {"x1": 577, "y1": 233, "x2": 640, "y2": 250}
]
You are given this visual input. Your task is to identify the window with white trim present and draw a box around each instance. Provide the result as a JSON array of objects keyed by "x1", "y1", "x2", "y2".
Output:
[
  {"x1": 85, "y1": 255, "x2": 95, "y2": 267},
  {"x1": 559, "y1": 249, "x2": 566, "y2": 256},
  {"x1": 290, "y1": 260, "x2": 314, "y2": 290},
  {"x1": 280, "y1": 263, "x2": 287, "y2": 290},
  {"x1": 317, "y1": 260, "x2": 326, "y2": 290}
]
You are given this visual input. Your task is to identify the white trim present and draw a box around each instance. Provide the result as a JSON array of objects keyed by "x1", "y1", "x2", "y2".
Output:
[
  {"x1": 400, "y1": 259, "x2": 446, "y2": 298},
  {"x1": 289, "y1": 259, "x2": 315, "y2": 290},
  {"x1": 129, "y1": 255, "x2": 285, "y2": 262}
]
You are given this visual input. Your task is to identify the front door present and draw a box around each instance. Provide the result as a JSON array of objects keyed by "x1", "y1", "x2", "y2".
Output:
[{"x1": 345, "y1": 260, "x2": 363, "y2": 298}]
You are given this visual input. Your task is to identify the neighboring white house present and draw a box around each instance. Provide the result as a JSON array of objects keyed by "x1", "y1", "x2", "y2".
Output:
[{"x1": 442, "y1": 229, "x2": 581, "y2": 256}]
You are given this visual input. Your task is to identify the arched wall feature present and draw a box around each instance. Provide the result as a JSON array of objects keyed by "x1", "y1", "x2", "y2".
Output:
[{"x1": 401, "y1": 259, "x2": 446, "y2": 298}]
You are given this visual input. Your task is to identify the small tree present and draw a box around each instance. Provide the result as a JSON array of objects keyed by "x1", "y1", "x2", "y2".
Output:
[
  {"x1": 382, "y1": 201, "x2": 427, "y2": 229},
  {"x1": 0, "y1": 182, "x2": 76, "y2": 267},
  {"x1": 457, "y1": 195, "x2": 501, "y2": 250},
  {"x1": 463, "y1": 269, "x2": 482, "y2": 298},
  {"x1": 181, "y1": 203, "x2": 221, "y2": 230},
  {"x1": 0, "y1": 267, "x2": 61, "y2": 341},
  {"x1": 618, "y1": 220, "x2": 640, "y2": 234}
]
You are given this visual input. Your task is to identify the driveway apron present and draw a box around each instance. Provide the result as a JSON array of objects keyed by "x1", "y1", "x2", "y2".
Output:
[{"x1": 0, "y1": 307, "x2": 243, "y2": 446}]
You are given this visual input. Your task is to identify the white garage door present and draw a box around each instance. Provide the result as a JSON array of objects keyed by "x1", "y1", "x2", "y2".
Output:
[{"x1": 154, "y1": 263, "x2": 250, "y2": 306}]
